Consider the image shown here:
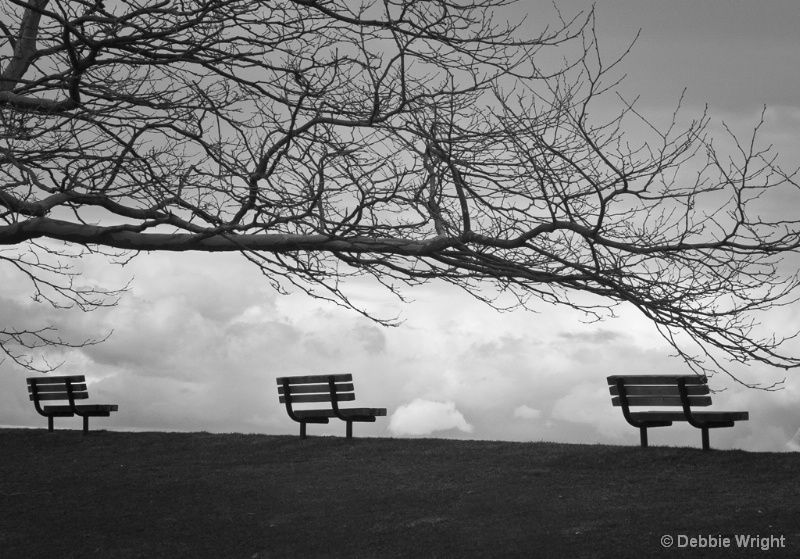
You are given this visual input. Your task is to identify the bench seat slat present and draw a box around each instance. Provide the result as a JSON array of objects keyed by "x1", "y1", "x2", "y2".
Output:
[
  {"x1": 39, "y1": 405, "x2": 75, "y2": 417},
  {"x1": 73, "y1": 404, "x2": 119, "y2": 415},
  {"x1": 611, "y1": 396, "x2": 712, "y2": 407},
  {"x1": 630, "y1": 410, "x2": 749, "y2": 423},
  {"x1": 280, "y1": 393, "x2": 356, "y2": 404},
  {"x1": 293, "y1": 408, "x2": 387, "y2": 419},
  {"x1": 278, "y1": 383, "x2": 354, "y2": 395},
  {"x1": 338, "y1": 408, "x2": 386, "y2": 417},
  {"x1": 606, "y1": 375, "x2": 707, "y2": 386},
  {"x1": 276, "y1": 374, "x2": 352, "y2": 385},
  {"x1": 609, "y1": 385, "x2": 709, "y2": 397},
  {"x1": 41, "y1": 404, "x2": 118, "y2": 415}
]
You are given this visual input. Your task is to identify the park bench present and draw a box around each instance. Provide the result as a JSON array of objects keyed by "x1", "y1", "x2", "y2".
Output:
[
  {"x1": 276, "y1": 374, "x2": 386, "y2": 439},
  {"x1": 608, "y1": 375, "x2": 749, "y2": 451},
  {"x1": 27, "y1": 375, "x2": 119, "y2": 434}
]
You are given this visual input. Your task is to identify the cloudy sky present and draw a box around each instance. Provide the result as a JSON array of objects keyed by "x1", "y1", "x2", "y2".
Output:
[{"x1": 3, "y1": 0, "x2": 800, "y2": 451}]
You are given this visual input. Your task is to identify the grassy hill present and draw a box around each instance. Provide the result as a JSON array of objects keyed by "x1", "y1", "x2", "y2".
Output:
[{"x1": 1, "y1": 429, "x2": 799, "y2": 558}]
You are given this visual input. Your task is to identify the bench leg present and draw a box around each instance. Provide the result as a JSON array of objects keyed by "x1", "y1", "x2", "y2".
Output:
[
  {"x1": 346, "y1": 421, "x2": 353, "y2": 439},
  {"x1": 83, "y1": 416, "x2": 89, "y2": 435},
  {"x1": 639, "y1": 427, "x2": 648, "y2": 448},
  {"x1": 300, "y1": 422, "x2": 307, "y2": 439},
  {"x1": 701, "y1": 428, "x2": 710, "y2": 451},
  {"x1": 48, "y1": 417, "x2": 54, "y2": 433}
]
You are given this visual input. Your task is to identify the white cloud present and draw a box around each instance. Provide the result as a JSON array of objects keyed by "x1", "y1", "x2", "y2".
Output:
[
  {"x1": 551, "y1": 381, "x2": 627, "y2": 440},
  {"x1": 786, "y1": 427, "x2": 800, "y2": 452},
  {"x1": 513, "y1": 405, "x2": 542, "y2": 420},
  {"x1": 389, "y1": 399, "x2": 473, "y2": 436}
]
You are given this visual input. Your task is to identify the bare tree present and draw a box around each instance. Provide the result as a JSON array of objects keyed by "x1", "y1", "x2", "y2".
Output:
[{"x1": 2, "y1": 0, "x2": 799, "y2": 384}]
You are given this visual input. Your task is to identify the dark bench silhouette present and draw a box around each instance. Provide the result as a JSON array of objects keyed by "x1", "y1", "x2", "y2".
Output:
[
  {"x1": 27, "y1": 375, "x2": 118, "y2": 434},
  {"x1": 277, "y1": 374, "x2": 386, "y2": 439},
  {"x1": 608, "y1": 374, "x2": 749, "y2": 451}
]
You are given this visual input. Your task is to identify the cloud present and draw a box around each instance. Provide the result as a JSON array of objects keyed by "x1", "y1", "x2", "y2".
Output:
[
  {"x1": 557, "y1": 329, "x2": 622, "y2": 344},
  {"x1": 513, "y1": 405, "x2": 542, "y2": 420},
  {"x1": 352, "y1": 324, "x2": 387, "y2": 354},
  {"x1": 551, "y1": 381, "x2": 628, "y2": 440},
  {"x1": 389, "y1": 399, "x2": 473, "y2": 436},
  {"x1": 786, "y1": 427, "x2": 800, "y2": 452}
]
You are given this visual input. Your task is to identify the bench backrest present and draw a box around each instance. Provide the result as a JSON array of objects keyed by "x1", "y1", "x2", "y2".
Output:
[
  {"x1": 607, "y1": 375, "x2": 711, "y2": 407},
  {"x1": 277, "y1": 374, "x2": 357, "y2": 405},
  {"x1": 27, "y1": 375, "x2": 90, "y2": 403}
]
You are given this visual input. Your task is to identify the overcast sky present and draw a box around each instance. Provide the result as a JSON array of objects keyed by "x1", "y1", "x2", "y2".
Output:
[{"x1": 3, "y1": 1, "x2": 800, "y2": 451}]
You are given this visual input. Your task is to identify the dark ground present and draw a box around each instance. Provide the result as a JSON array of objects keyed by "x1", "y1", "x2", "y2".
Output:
[{"x1": 1, "y1": 428, "x2": 799, "y2": 558}]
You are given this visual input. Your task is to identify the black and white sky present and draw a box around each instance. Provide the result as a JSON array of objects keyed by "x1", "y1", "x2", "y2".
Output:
[{"x1": 2, "y1": 0, "x2": 800, "y2": 450}]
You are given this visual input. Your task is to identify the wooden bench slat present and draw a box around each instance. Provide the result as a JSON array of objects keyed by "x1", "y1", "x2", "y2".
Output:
[
  {"x1": 39, "y1": 405, "x2": 75, "y2": 417},
  {"x1": 630, "y1": 410, "x2": 749, "y2": 423},
  {"x1": 609, "y1": 385, "x2": 710, "y2": 397},
  {"x1": 338, "y1": 408, "x2": 387, "y2": 417},
  {"x1": 279, "y1": 393, "x2": 356, "y2": 404},
  {"x1": 293, "y1": 409, "x2": 338, "y2": 419},
  {"x1": 611, "y1": 396, "x2": 713, "y2": 407},
  {"x1": 293, "y1": 408, "x2": 386, "y2": 419},
  {"x1": 606, "y1": 374, "x2": 706, "y2": 386},
  {"x1": 276, "y1": 374, "x2": 353, "y2": 385},
  {"x1": 74, "y1": 404, "x2": 119, "y2": 414},
  {"x1": 28, "y1": 383, "x2": 88, "y2": 393},
  {"x1": 40, "y1": 404, "x2": 118, "y2": 414},
  {"x1": 278, "y1": 383, "x2": 354, "y2": 395},
  {"x1": 627, "y1": 410, "x2": 687, "y2": 422},
  {"x1": 26, "y1": 375, "x2": 86, "y2": 385},
  {"x1": 29, "y1": 392, "x2": 90, "y2": 401},
  {"x1": 684, "y1": 411, "x2": 749, "y2": 422}
]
